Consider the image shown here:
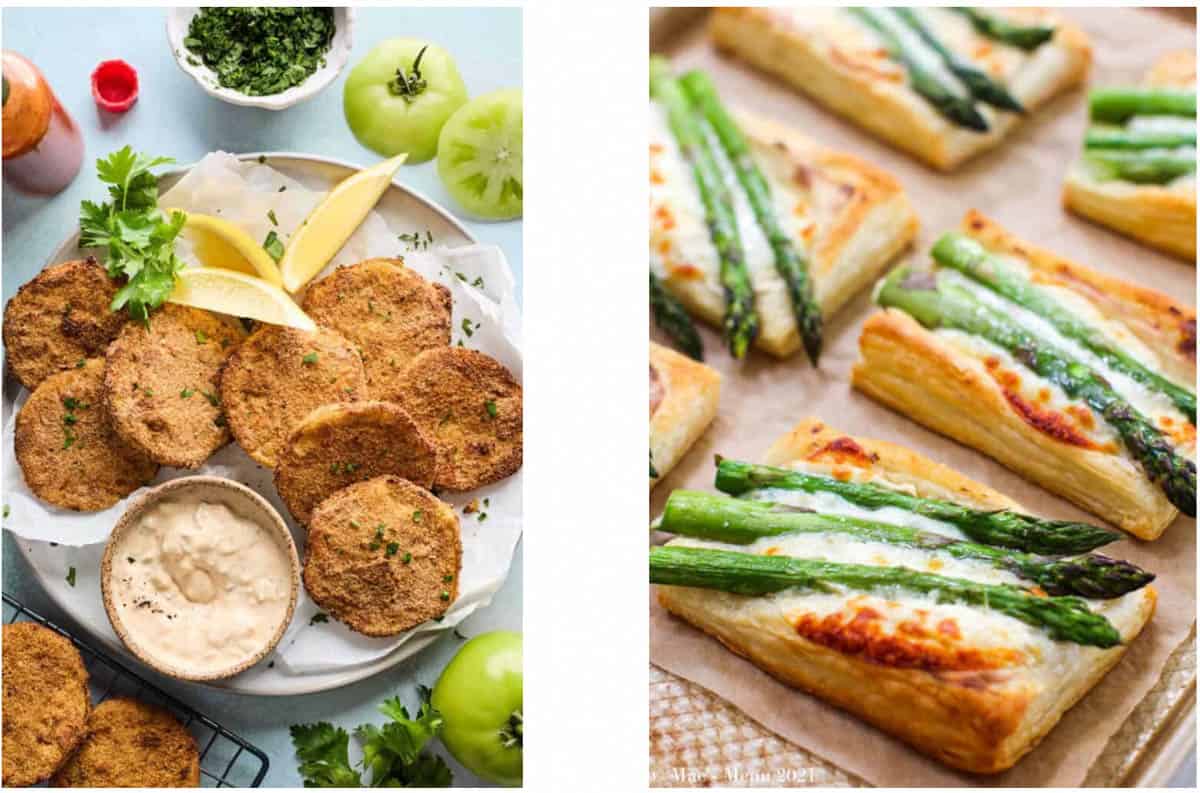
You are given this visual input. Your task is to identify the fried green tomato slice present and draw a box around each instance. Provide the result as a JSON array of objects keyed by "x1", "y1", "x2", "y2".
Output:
[
  {"x1": 50, "y1": 698, "x2": 200, "y2": 788},
  {"x1": 218, "y1": 325, "x2": 369, "y2": 469},
  {"x1": 301, "y1": 259, "x2": 452, "y2": 400},
  {"x1": 394, "y1": 347, "x2": 522, "y2": 491},
  {"x1": 275, "y1": 401, "x2": 438, "y2": 526},
  {"x1": 304, "y1": 475, "x2": 462, "y2": 637},
  {"x1": 102, "y1": 304, "x2": 246, "y2": 469},
  {"x1": 2, "y1": 623, "x2": 91, "y2": 787},
  {"x1": 3, "y1": 258, "x2": 126, "y2": 390},
  {"x1": 15, "y1": 359, "x2": 159, "y2": 511}
]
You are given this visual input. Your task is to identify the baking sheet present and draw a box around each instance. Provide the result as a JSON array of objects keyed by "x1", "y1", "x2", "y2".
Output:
[{"x1": 649, "y1": 7, "x2": 1196, "y2": 787}]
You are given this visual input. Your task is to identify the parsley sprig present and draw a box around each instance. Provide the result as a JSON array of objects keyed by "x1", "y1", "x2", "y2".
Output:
[
  {"x1": 79, "y1": 147, "x2": 186, "y2": 321},
  {"x1": 290, "y1": 687, "x2": 452, "y2": 787}
]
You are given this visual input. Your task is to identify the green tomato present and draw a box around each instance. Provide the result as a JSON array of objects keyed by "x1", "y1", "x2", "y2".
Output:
[
  {"x1": 431, "y1": 631, "x2": 522, "y2": 787},
  {"x1": 437, "y1": 88, "x2": 523, "y2": 220},
  {"x1": 343, "y1": 38, "x2": 468, "y2": 164}
]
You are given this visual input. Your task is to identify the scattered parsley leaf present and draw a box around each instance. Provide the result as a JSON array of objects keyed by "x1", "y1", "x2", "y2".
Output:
[
  {"x1": 66, "y1": 566, "x2": 77, "y2": 587},
  {"x1": 485, "y1": 400, "x2": 498, "y2": 419},
  {"x1": 263, "y1": 230, "x2": 285, "y2": 263},
  {"x1": 310, "y1": 612, "x2": 329, "y2": 625},
  {"x1": 303, "y1": 352, "x2": 319, "y2": 365}
]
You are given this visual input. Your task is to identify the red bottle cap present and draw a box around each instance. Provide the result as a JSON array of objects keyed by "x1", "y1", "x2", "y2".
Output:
[{"x1": 91, "y1": 59, "x2": 138, "y2": 113}]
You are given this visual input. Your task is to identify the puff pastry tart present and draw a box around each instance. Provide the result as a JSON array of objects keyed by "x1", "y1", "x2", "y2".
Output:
[
  {"x1": 652, "y1": 417, "x2": 1156, "y2": 774},
  {"x1": 709, "y1": 7, "x2": 1091, "y2": 170},
  {"x1": 1063, "y1": 51, "x2": 1197, "y2": 261},
  {"x1": 854, "y1": 211, "x2": 1196, "y2": 538},
  {"x1": 650, "y1": 63, "x2": 918, "y2": 359},
  {"x1": 650, "y1": 342, "x2": 720, "y2": 489}
]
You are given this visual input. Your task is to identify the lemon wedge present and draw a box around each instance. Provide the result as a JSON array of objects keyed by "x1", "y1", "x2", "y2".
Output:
[
  {"x1": 169, "y1": 267, "x2": 316, "y2": 332},
  {"x1": 173, "y1": 210, "x2": 284, "y2": 287},
  {"x1": 279, "y1": 152, "x2": 408, "y2": 293}
]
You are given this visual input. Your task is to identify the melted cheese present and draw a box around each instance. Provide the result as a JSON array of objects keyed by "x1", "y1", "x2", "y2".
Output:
[
  {"x1": 940, "y1": 269, "x2": 1192, "y2": 454},
  {"x1": 648, "y1": 99, "x2": 820, "y2": 339}
]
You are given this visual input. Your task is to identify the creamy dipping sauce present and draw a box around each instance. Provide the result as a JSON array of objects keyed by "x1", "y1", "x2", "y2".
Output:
[{"x1": 109, "y1": 495, "x2": 293, "y2": 677}]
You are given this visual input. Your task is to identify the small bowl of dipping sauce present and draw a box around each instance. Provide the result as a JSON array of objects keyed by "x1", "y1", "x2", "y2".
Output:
[{"x1": 101, "y1": 476, "x2": 300, "y2": 681}]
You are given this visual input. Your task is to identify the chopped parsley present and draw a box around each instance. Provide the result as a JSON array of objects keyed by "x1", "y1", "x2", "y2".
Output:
[
  {"x1": 263, "y1": 230, "x2": 285, "y2": 263},
  {"x1": 460, "y1": 318, "x2": 478, "y2": 338},
  {"x1": 75, "y1": 359, "x2": 86, "y2": 368},
  {"x1": 195, "y1": 329, "x2": 208, "y2": 344},
  {"x1": 385, "y1": 542, "x2": 400, "y2": 557},
  {"x1": 302, "y1": 351, "x2": 319, "y2": 366},
  {"x1": 398, "y1": 229, "x2": 433, "y2": 251},
  {"x1": 485, "y1": 400, "x2": 498, "y2": 419},
  {"x1": 268, "y1": 209, "x2": 279, "y2": 226},
  {"x1": 66, "y1": 566, "x2": 77, "y2": 587},
  {"x1": 2, "y1": 505, "x2": 8, "y2": 519},
  {"x1": 439, "y1": 590, "x2": 450, "y2": 601},
  {"x1": 310, "y1": 612, "x2": 330, "y2": 625},
  {"x1": 202, "y1": 390, "x2": 221, "y2": 407},
  {"x1": 412, "y1": 509, "x2": 423, "y2": 523},
  {"x1": 402, "y1": 552, "x2": 413, "y2": 564},
  {"x1": 180, "y1": 388, "x2": 195, "y2": 399},
  {"x1": 442, "y1": 574, "x2": 454, "y2": 583},
  {"x1": 182, "y1": 7, "x2": 335, "y2": 97}
]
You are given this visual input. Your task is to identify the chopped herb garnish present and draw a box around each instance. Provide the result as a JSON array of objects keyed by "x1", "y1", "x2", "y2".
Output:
[
  {"x1": 439, "y1": 590, "x2": 450, "y2": 601},
  {"x1": 403, "y1": 552, "x2": 413, "y2": 564},
  {"x1": 63, "y1": 397, "x2": 87, "y2": 411},
  {"x1": 412, "y1": 509, "x2": 423, "y2": 523},
  {"x1": 62, "y1": 431, "x2": 77, "y2": 449},
  {"x1": 75, "y1": 359, "x2": 86, "y2": 368},
  {"x1": 63, "y1": 414, "x2": 78, "y2": 426},
  {"x1": 442, "y1": 574, "x2": 454, "y2": 583},
  {"x1": 368, "y1": 541, "x2": 381, "y2": 551},
  {"x1": 195, "y1": 329, "x2": 208, "y2": 344},
  {"x1": 460, "y1": 318, "x2": 478, "y2": 338},
  {"x1": 278, "y1": 185, "x2": 287, "y2": 193},
  {"x1": 66, "y1": 567, "x2": 77, "y2": 587},
  {"x1": 375, "y1": 525, "x2": 385, "y2": 540},
  {"x1": 142, "y1": 387, "x2": 154, "y2": 397},
  {"x1": 127, "y1": 556, "x2": 136, "y2": 564},
  {"x1": 302, "y1": 351, "x2": 319, "y2": 365},
  {"x1": 183, "y1": 7, "x2": 335, "y2": 96},
  {"x1": 386, "y1": 542, "x2": 400, "y2": 557},
  {"x1": 485, "y1": 400, "x2": 498, "y2": 419},
  {"x1": 350, "y1": 519, "x2": 361, "y2": 529},
  {"x1": 471, "y1": 276, "x2": 484, "y2": 288},
  {"x1": 268, "y1": 209, "x2": 279, "y2": 226},
  {"x1": 478, "y1": 512, "x2": 488, "y2": 522},
  {"x1": 2, "y1": 505, "x2": 9, "y2": 519},
  {"x1": 263, "y1": 230, "x2": 285, "y2": 263},
  {"x1": 309, "y1": 612, "x2": 330, "y2": 625},
  {"x1": 202, "y1": 390, "x2": 221, "y2": 407},
  {"x1": 180, "y1": 388, "x2": 195, "y2": 398}
]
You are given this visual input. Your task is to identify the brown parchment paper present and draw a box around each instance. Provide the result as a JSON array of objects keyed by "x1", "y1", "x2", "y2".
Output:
[{"x1": 649, "y1": 7, "x2": 1197, "y2": 788}]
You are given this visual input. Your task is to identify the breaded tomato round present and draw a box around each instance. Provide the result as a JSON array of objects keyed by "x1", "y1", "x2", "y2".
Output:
[
  {"x1": 301, "y1": 259, "x2": 451, "y2": 400},
  {"x1": 15, "y1": 360, "x2": 159, "y2": 511},
  {"x1": 103, "y1": 304, "x2": 246, "y2": 469},
  {"x1": 275, "y1": 401, "x2": 438, "y2": 526},
  {"x1": 219, "y1": 325, "x2": 368, "y2": 469},
  {"x1": 50, "y1": 698, "x2": 200, "y2": 788},
  {"x1": 2, "y1": 623, "x2": 90, "y2": 786},
  {"x1": 304, "y1": 475, "x2": 462, "y2": 636},
  {"x1": 3, "y1": 258, "x2": 126, "y2": 390},
  {"x1": 393, "y1": 347, "x2": 522, "y2": 491}
]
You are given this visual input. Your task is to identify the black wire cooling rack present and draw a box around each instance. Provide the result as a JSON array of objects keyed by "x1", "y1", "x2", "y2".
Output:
[{"x1": 3, "y1": 592, "x2": 270, "y2": 787}]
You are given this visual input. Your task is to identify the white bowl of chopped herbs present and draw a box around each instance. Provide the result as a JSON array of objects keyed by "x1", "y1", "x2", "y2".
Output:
[{"x1": 167, "y1": 7, "x2": 354, "y2": 110}]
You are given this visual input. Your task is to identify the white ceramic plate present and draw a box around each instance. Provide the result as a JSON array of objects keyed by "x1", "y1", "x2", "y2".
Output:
[
  {"x1": 166, "y1": 8, "x2": 355, "y2": 110},
  {"x1": 9, "y1": 152, "x2": 486, "y2": 695}
]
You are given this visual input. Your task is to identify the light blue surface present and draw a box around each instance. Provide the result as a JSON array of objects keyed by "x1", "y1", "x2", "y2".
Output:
[{"x1": 2, "y1": 6, "x2": 522, "y2": 787}]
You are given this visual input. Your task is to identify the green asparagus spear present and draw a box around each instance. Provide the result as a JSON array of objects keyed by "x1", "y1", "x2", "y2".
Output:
[
  {"x1": 679, "y1": 70, "x2": 823, "y2": 364},
  {"x1": 1085, "y1": 125, "x2": 1197, "y2": 151},
  {"x1": 931, "y1": 232, "x2": 1195, "y2": 423},
  {"x1": 1083, "y1": 149, "x2": 1197, "y2": 185},
  {"x1": 714, "y1": 459, "x2": 1123, "y2": 554},
  {"x1": 952, "y1": 8, "x2": 1056, "y2": 52},
  {"x1": 650, "y1": 56, "x2": 759, "y2": 359},
  {"x1": 894, "y1": 8, "x2": 1023, "y2": 113},
  {"x1": 650, "y1": 272, "x2": 704, "y2": 361},
  {"x1": 649, "y1": 546, "x2": 1121, "y2": 647},
  {"x1": 849, "y1": 8, "x2": 988, "y2": 132},
  {"x1": 1089, "y1": 88, "x2": 1197, "y2": 124},
  {"x1": 661, "y1": 490, "x2": 1153, "y2": 598},
  {"x1": 876, "y1": 268, "x2": 1196, "y2": 514}
]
